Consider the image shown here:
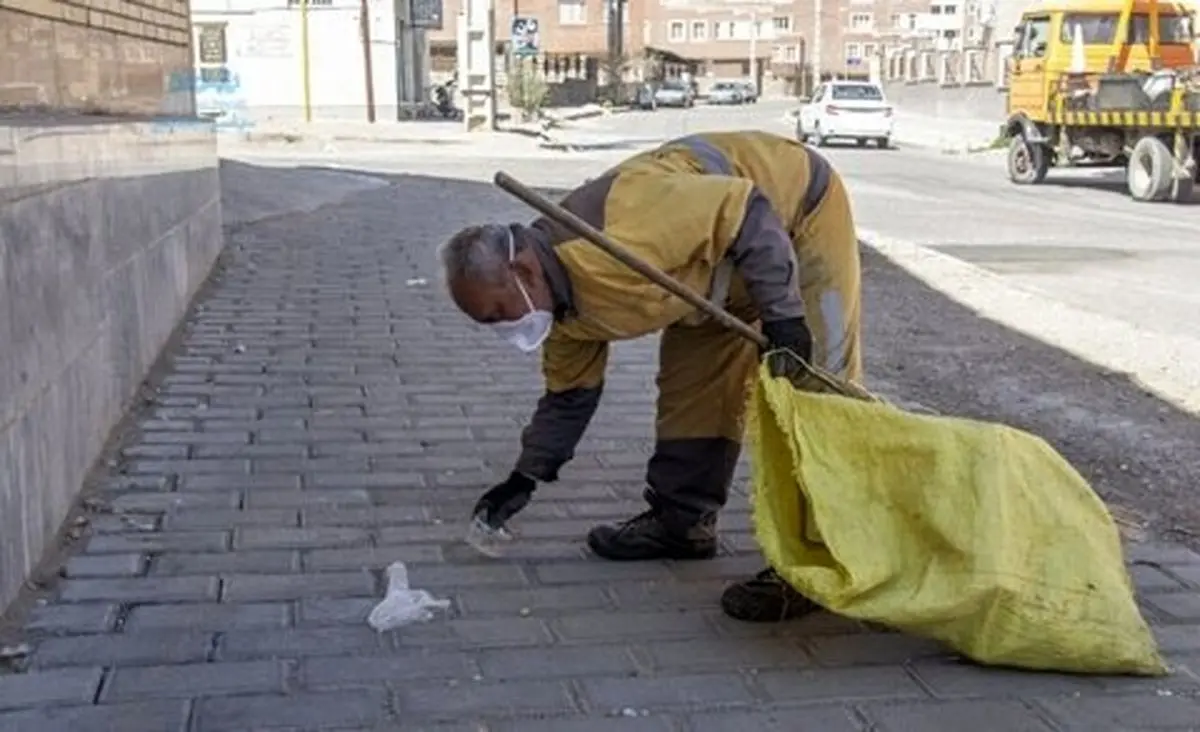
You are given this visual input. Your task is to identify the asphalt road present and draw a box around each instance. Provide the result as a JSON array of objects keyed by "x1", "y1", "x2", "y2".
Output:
[{"x1": 569, "y1": 101, "x2": 1200, "y2": 342}]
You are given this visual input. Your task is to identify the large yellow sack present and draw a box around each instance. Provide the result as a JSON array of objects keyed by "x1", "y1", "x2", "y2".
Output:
[{"x1": 749, "y1": 364, "x2": 1166, "y2": 675}]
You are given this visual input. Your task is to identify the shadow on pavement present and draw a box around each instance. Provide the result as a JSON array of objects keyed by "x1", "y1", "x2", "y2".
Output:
[
  {"x1": 1043, "y1": 167, "x2": 1199, "y2": 204},
  {"x1": 861, "y1": 244, "x2": 1200, "y2": 546},
  {"x1": 810, "y1": 142, "x2": 897, "y2": 152},
  {"x1": 219, "y1": 159, "x2": 393, "y2": 229}
]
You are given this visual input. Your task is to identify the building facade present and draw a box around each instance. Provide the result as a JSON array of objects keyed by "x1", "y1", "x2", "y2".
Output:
[
  {"x1": 188, "y1": 0, "x2": 432, "y2": 123},
  {"x1": 428, "y1": 0, "x2": 934, "y2": 96},
  {"x1": 0, "y1": 0, "x2": 195, "y2": 114}
]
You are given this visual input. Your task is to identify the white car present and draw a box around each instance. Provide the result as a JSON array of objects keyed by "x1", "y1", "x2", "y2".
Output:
[
  {"x1": 653, "y1": 81, "x2": 695, "y2": 108},
  {"x1": 796, "y1": 81, "x2": 894, "y2": 148}
]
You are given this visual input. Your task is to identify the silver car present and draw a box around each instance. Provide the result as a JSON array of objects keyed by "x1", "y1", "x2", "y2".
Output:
[
  {"x1": 653, "y1": 81, "x2": 694, "y2": 108},
  {"x1": 707, "y1": 82, "x2": 744, "y2": 105}
]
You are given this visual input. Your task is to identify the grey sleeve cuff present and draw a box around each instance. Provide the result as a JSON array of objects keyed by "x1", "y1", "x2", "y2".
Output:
[
  {"x1": 515, "y1": 385, "x2": 604, "y2": 482},
  {"x1": 728, "y1": 188, "x2": 805, "y2": 322}
]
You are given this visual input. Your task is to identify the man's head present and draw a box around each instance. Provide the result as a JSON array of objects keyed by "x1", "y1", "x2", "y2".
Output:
[{"x1": 438, "y1": 223, "x2": 554, "y2": 352}]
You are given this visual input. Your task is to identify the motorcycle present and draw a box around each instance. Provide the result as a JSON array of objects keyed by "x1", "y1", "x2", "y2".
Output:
[{"x1": 432, "y1": 76, "x2": 463, "y2": 120}]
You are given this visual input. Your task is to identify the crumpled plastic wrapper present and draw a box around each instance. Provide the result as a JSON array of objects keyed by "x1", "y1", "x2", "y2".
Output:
[
  {"x1": 464, "y1": 514, "x2": 516, "y2": 558},
  {"x1": 366, "y1": 561, "x2": 450, "y2": 631}
]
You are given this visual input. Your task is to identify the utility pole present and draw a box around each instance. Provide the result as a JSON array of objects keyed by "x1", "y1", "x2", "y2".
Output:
[
  {"x1": 300, "y1": 0, "x2": 312, "y2": 121},
  {"x1": 606, "y1": 0, "x2": 625, "y2": 102},
  {"x1": 812, "y1": 0, "x2": 823, "y2": 90},
  {"x1": 749, "y1": 10, "x2": 757, "y2": 90},
  {"x1": 359, "y1": 0, "x2": 376, "y2": 122}
]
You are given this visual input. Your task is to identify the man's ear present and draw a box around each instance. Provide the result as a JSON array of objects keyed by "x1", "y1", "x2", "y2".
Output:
[{"x1": 511, "y1": 246, "x2": 553, "y2": 308}]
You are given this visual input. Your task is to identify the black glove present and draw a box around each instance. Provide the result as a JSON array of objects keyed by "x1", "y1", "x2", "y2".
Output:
[
  {"x1": 472, "y1": 471, "x2": 536, "y2": 528},
  {"x1": 761, "y1": 317, "x2": 813, "y2": 362}
]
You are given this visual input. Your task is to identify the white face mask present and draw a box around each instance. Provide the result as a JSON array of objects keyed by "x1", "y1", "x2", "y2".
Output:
[{"x1": 489, "y1": 229, "x2": 553, "y2": 353}]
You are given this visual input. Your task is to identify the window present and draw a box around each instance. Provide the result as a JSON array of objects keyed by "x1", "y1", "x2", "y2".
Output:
[
  {"x1": 831, "y1": 83, "x2": 884, "y2": 100},
  {"x1": 943, "y1": 29, "x2": 958, "y2": 39},
  {"x1": 1060, "y1": 13, "x2": 1195, "y2": 44},
  {"x1": 668, "y1": 20, "x2": 686, "y2": 41},
  {"x1": 890, "y1": 13, "x2": 900, "y2": 27},
  {"x1": 691, "y1": 20, "x2": 707, "y2": 39},
  {"x1": 845, "y1": 42, "x2": 862, "y2": 60},
  {"x1": 863, "y1": 43, "x2": 876, "y2": 56},
  {"x1": 931, "y1": 5, "x2": 942, "y2": 14},
  {"x1": 714, "y1": 21, "x2": 735, "y2": 39},
  {"x1": 1014, "y1": 15, "x2": 1051, "y2": 58},
  {"x1": 1060, "y1": 13, "x2": 1118, "y2": 43},
  {"x1": 773, "y1": 16, "x2": 791, "y2": 32},
  {"x1": 558, "y1": 0, "x2": 585, "y2": 25},
  {"x1": 850, "y1": 13, "x2": 873, "y2": 31},
  {"x1": 908, "y1": 13, "x2": 918, "y2": 28},
  {"x1": 1131, "y1": 13, "x2": 1194, "y2": 43},
  {"x1": 752, "y1": 19, "x2": 764, "y2": 38},
  {"x1": 774, "y1": 44, "x2": 799, "y2": 62},
  {"x1": 945, "y1": 4, "x2": 958, "y2": 13}
]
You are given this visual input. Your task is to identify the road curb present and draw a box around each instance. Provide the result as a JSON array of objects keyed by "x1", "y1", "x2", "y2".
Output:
[{"x1": 859, "y1": 229, "x2": 1200, "y2": 414}]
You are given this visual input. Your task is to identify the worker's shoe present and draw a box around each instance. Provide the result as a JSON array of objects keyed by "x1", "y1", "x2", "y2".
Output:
[
  {"x1": 586, "y1": 509, "x2": 717, "y2": 561},
  {"x1": 720, "y1": 567, "x2": 821, "y2": 622}
]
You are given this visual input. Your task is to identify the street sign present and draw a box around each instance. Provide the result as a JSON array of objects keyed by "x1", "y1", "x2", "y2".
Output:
[
  {"x1": 410, "y1": 0, "x2": 443, "y2": 29},
  {"x1": 511, "y1": 16, "x2": 539, "y2": 57},
  {"x1": 196, "y1": 24, "x2": 228, "y2": 65}
]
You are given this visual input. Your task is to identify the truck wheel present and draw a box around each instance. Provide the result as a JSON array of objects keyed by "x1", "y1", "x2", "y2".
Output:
[
  {"x1": 1127, "y1": 135, "x2": 1174, "y2": 202},
  {"x1": 1007, "y1": 136, "x2": 1048, "y2": 184}
]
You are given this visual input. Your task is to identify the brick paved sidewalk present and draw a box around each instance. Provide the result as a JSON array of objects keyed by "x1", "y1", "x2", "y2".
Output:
[{"x1": 2, "y1": 174, "x2": 1199, "y2": 732}]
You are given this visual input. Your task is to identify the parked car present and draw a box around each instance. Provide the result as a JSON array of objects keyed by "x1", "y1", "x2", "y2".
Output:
[
  {"x1": 631, "y1": 83, "x2": 657, "y2": 111},
  {"x1": 653, "y1": 80, "x2": 695, "y2": 108},
  {"x1": 795, "y1": 80, "x2": 893, "y2": 148},
  {"x1": 707, "y1": 81, "x2": 745, "y2": 105},
  {"x1": 738, "y1": 81, "x2": 758, "y2": 103}
]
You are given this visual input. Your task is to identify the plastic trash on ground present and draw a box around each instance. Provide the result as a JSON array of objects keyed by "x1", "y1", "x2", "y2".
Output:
[
  {"x1": 464, "y1": 514, "x2": 516, "y2": 558},
  {"x1": 366, "y1": 561, "x2": 450, "y2": 631}
]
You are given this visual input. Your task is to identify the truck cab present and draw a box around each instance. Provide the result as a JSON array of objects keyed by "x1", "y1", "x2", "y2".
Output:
[{"x1": 1008, "y1": 0, "x2": 1197, "y2": 122}]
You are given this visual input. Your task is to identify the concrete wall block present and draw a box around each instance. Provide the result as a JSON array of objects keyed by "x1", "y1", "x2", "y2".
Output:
[
  {"x1": 883, "y1": 80, "x2": 1008, "y2": 125},
  {"x1": 0, "y1": 118, "x2": 221, "y2": 610}
]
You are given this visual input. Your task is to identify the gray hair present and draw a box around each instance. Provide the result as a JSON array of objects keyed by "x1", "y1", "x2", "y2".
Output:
[{"x1": 437, "y1": 223, "x2": 523, "y2": 286}]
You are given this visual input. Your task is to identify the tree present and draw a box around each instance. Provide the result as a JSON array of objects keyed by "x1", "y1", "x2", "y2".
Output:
[
  {"x1": 506, "y1": 59, "x2": 549, "y2": 122},
  {"x1": 601, "y1": 53, "x2": 630, "y2": 105}
]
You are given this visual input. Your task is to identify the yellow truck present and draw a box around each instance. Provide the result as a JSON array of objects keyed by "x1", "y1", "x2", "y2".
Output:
[{"x1": 1004, "y1": 0, "x2": 1199, "y2": 201}]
